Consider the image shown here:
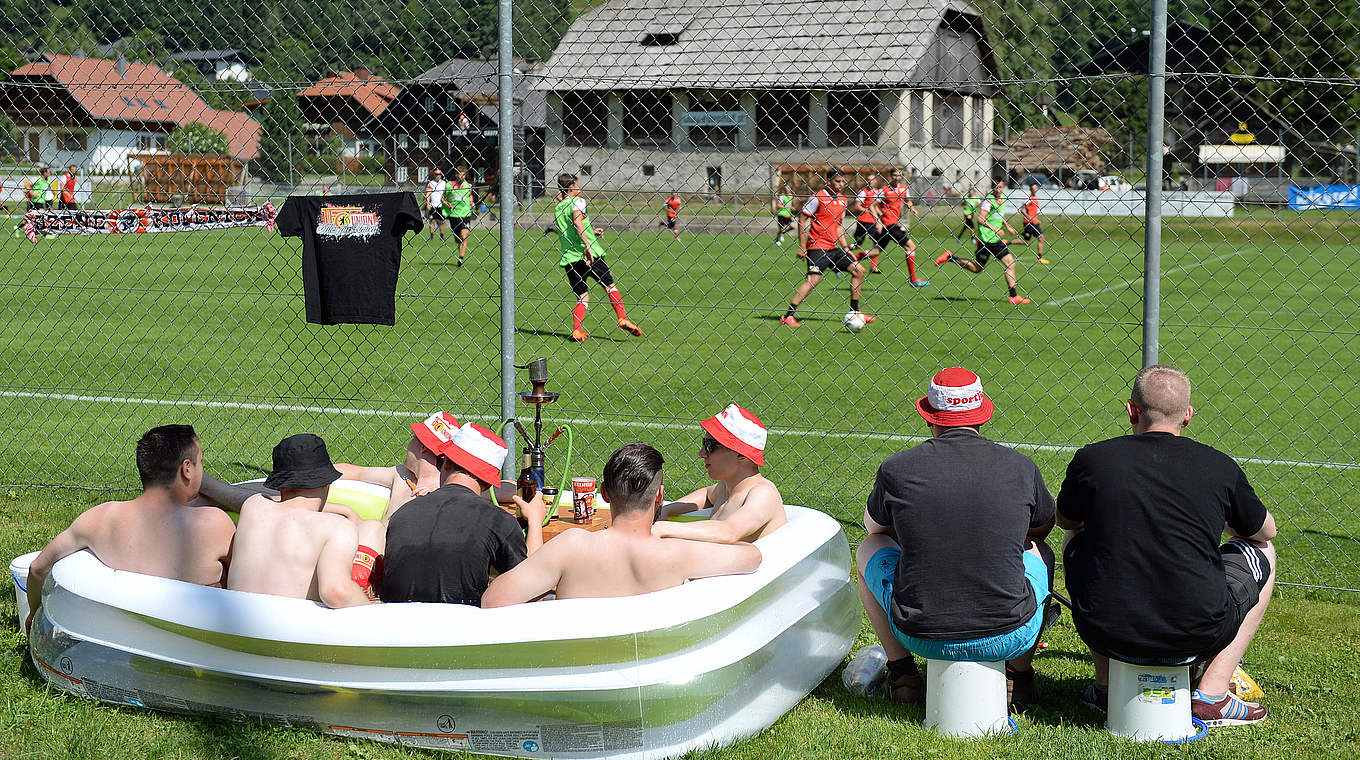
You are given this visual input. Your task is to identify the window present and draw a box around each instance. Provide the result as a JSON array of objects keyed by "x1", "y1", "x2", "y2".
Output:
[
  {"x1": 827, "y1": 91, "x2": 881, "y2": 148},
  {"x1": 155, "y1": 135, "x2": 167, "y2": 150},
  {"x1": 136, "y1": 134, "x2": 155, "y2": 151},
  {"x1": 59, "y1": 133, "x2": 86, "y2": 151},
  {"x1": 640, "y1": 32, "x2": 681, "y2": 46},
  {"x1": 120, "y1": 96, "x2": 135, "y2": 106},
  {"x1": 933, "y1": 94, "x2": 964, "y2": 148},
  {"x1": 418, "y1": 166, "x2": 429, "y2": 182},
  {"x1": 135, "y1": 97, "x2": 150, "y2": 107},
  {"x1": 686, "y1": 90, "x2": 741, "y2": 148},
  {"x1": 970, "y1": 96, "x2": 986, "y2": 150},
  {"x1": 909, "y1": 92, "x2": 925, "y2": 145},
  {"x1": 424, "y1": 95, "x2": 438, "y2": 113},
  {"x1": 642, "y1": 164, "x2": 655, "y2": 176},
  {"x1": 622, "y1": 90, "x2": 670, "y2": 147},
  {"x1": 396, "y1": 166, "x2": 409, "y2": 183},
  {"x1": 153, "y1": 98, "x2": 167, "y2": 108},
  {"x1": 755, "y1": 90, "x2": 810, "y2": 148},
  {"x1": 561, "y1": 92, "x2": 607, "y2": 148},
  {"x1": 419, "y1": 133, "x2": 429, "y2": 148},
  {"x1": 579, "y1": 165, "x2": 592, "y2": 176},
  {"x1": 446, "y1": 97, "x2": 460, "y2": 113},
  {"x1": 398, "y1": 133, "x2": 409, "y2": 149}
]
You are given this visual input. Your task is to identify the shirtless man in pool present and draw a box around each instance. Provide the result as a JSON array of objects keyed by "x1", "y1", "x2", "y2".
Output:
[
  {"x1": 653, "y1": 405, "x2": 786, "y2": 543},
  {"x1": 206, "y1": 433, "x2": 374, "y2": 608},
  {"x1": 482, "y1": 442, "x2": 761, "y2": 606},
  {"x1": 25, "y1": 425, "x2": 235, "y2": 634},
  {"x1": 332, "y1": 412, "x2": 457, "y2": 522}
]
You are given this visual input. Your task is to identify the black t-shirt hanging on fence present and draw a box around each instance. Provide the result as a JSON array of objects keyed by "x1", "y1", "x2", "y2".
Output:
[{"x1": 276, "y1": 192, "x2": 423, "y2": 325}]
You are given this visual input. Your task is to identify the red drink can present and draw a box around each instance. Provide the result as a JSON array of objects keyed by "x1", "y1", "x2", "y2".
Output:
[{"x1": 571, "y1": 477, "x2": 596, "y2": 524}]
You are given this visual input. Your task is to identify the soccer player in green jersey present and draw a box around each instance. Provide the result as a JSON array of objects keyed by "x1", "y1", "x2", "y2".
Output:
[
  {"x1": 772, "y1": 183, "x2": 795, "y2": 245},
  {"x1": 443, "y1": 166, "x2": 475, "y2": 265},
  {"x1": 553, "y1": 173, "x2": 643, "y2": 342},
  {"x1": 935, "y1": 180, "x2": 1030, "y2": 304},
  {"x1": 957, "y1": 185, "x2": 981, "y2": 244}
]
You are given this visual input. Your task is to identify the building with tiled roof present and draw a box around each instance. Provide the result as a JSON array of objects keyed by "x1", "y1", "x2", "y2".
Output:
[
  {"x1": 2, "y1": 53, "x2": 261, "y2": 170},
  {"x1": 295, "y1": 67, "x2": 399, "y2": 164},
  {"x1": 534, "y1": 0, "x2": 999, "y2": 194}
]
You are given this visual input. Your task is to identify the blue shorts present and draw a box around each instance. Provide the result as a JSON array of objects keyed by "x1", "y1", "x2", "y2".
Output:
[{"x1": 865, "y1": 546, "x2": 1049, "y2": 662}]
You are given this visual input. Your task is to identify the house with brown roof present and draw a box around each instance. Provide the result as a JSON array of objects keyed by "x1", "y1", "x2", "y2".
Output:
[
  {"x1": 2, "y1": 54, "x2": 260, "y2": 172},
  {"x1": 535, "y1": 0, "x2": 999, "y2": 194},
  {"x1": 295, "y1": 67, "x2": 399, "y2": 163}
]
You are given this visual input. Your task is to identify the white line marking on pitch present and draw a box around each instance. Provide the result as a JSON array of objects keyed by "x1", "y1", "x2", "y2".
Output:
[
  {"x1": 1046, "y1": 251, "x2": 1241, "y2": 306},
  {"x1": 1, "y1": 390, "x2": 1355, "y2": 471}
]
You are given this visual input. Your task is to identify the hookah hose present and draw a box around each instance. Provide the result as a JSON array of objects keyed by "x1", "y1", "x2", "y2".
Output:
[{"x1": 496, "y1": 419, "x2": 575, "y2": 528}]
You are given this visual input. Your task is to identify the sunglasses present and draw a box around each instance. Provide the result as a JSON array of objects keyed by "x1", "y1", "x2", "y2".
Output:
[{"x1": 699, "y1": 435, "x2": 725, "y2": 455}]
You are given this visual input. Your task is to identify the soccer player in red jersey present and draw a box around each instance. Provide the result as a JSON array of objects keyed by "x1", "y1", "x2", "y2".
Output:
[
  {"x1": 658, "y1": 192, "x2": 682, "y2": 240},
  {"x1": 876, "y1": 167, "x2": 929, "y2": 287},
  {"x1": 850, "y1": 173, "x2": 883, "y2": 270},
  {"x1": 1011, "y1": 183, "x2": 1049, "y2": 264},
  {"x1": 780, "y1": 168, "x2": 874, "y2": 327}
]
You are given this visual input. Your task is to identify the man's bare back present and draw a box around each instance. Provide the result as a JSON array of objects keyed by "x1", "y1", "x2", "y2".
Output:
[
  {"x1": 482, "y1": 442, "x2": 762, "y2": 607},
  {"x1": 25, "y1": 426, "x2": 234, "y2": 634},
  {"x1": 84, "y1": 498, "x2": 234, "y2": 584},
  {"x1": 228, "y1": 494, "x2": 369, "y2": 607}
]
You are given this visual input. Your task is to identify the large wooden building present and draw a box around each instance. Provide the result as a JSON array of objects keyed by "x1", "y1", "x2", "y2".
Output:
[{"x1": 534, "y1": 0, "x2": 999, "y2": 193}]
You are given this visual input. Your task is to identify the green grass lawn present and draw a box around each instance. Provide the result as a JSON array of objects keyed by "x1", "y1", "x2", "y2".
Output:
[{"x1": 0, "y1": 204, "x2": 1357, "y2": 755}]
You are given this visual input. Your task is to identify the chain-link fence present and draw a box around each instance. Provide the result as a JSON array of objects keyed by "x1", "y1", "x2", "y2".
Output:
[{"x1": 0, "y1": 0, "x2": 1356, "y2": 594}]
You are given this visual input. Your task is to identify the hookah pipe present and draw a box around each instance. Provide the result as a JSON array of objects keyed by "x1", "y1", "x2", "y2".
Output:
[{"x1": 498, "y1": 359, "x2": 575, "y2": 528}]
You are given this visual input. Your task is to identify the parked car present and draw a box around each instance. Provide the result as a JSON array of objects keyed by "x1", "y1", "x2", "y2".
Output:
[{"x1": 1015, "y1": 173, "x2": 1061, "y2": 190}]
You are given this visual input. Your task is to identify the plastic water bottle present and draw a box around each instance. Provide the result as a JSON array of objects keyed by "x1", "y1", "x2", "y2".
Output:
[{"x1": 842, "y1": 645, "x2": 888, "y2": 696}]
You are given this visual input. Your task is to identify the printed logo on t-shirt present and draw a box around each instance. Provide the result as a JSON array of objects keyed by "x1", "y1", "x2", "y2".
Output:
[{"x1": 317, "y1": 204, "x2": 381, "y2": 240}]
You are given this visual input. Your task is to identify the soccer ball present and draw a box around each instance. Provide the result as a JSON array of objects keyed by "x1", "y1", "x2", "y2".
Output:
[{"x1": 843, "y1": 311, "x2": 866, "y2": 332}]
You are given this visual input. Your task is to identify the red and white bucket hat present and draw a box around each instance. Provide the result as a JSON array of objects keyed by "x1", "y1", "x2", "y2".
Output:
[
  {"x1": 700, "y1": 404, "x2": 767, "y2": 466},
  {"x1": 916, "y1": 367, "x2": 994, "y2": 427},
  {"x1": 411, "y1": 411, "x2": 459, "y2": 454},
  {"x1": 440, "y1": 422, "x2": 508, "y2": 488}
]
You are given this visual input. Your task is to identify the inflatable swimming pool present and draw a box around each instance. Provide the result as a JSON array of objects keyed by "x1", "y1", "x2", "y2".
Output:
[{"x1": 12, "y1": 487, "x2": 856, "y2": 759}]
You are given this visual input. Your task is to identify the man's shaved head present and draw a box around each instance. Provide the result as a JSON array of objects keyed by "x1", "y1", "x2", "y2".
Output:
[{"x1": 1131, "y1": 365, "x2": 1192, "y2": 425}]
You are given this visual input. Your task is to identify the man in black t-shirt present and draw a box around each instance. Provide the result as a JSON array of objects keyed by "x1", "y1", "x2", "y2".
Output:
[
  {"x1": 1057, "y1": 365, "x2": 1277, "y2": 728},
  {"x1": 380, "y1": 422, "x2": 545, "y2": 605},
  {"x1": 857, "y1": 367, "x2": 1056, "y2": 708}
]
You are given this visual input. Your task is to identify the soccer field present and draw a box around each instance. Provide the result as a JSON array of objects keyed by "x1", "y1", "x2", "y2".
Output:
[{"x1": 0, "y1": 207, "x2": 1357, "y2": 590}]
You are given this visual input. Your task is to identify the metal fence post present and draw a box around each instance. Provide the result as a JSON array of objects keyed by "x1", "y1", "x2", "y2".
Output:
[
  {"x1": 1142, "y1": 0, "x2": 1168, "y2": 367},
  {"x1": 497, "y1": 0, "x2": 517, "y2": 450}
]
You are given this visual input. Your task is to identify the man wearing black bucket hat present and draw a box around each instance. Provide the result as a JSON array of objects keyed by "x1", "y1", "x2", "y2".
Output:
[{"x1": 223, "y1": 434, "x2": 374, "y2": 608}]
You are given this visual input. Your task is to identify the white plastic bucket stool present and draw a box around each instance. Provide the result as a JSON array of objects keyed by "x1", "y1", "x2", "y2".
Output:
[
  {"x1": 1107, "y1": 659, "x2": 1196, "y2": 741},
  {"x1": 11, "y1": 551, "x2": 37, "y2": 626},
  {"x1": 923, "y1": 659, "x2": 1012, "y2": 738}
]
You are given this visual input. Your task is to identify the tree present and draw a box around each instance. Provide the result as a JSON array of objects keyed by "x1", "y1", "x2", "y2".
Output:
[
  {"x1": 167, "y1": 122, "x2": 230, "y2": 154},
  {"x1": 254, "y1": 96, "x2": 306, "y2": 182}
]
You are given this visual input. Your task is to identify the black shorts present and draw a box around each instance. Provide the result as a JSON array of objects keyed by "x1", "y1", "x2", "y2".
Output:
[
  {"x1": 448, "y1": 214, "x2": 471, "y2": 234},
  {"x1": 776, "y1": 214, "x2": 794, "y2": 229},
  {"x1": 665, "y1": 216, "x2": 676, "y2": 229},
  {"x1": 962, "y1": 216, "x2": 975, "y2": 228},
  {"x1": 975, "y1": 240, "x2": 1011, "y2": 266},
  {"x1": 853, "y1": 220, "x2": 878, "y2": 246},
  {"x1": 59, "y1": 200, "x2": 77, "y2": 211},
  {"x1": 563, "y1": 258, "x2": 615, "y2": 296},
  {"x1": 1220, "y1": 539, "x2": 1270, "y2": 631},
  {"x1": 427, "y1": 207, "x2": 443, "y2": 223},
  {"x1": 876, "y1": 224, "x2": 912, "y2": 250},
  {"x1": 805, "y1": 247, "x2": 856, "y2": 275},
  {"x1": 1023, "y1": 222, "x2": 1042, "y2": 240}
]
